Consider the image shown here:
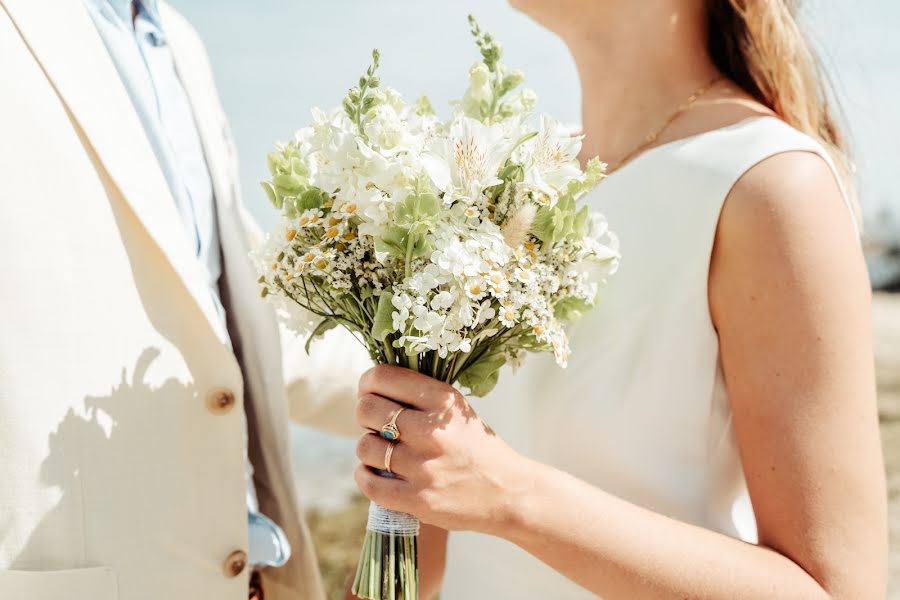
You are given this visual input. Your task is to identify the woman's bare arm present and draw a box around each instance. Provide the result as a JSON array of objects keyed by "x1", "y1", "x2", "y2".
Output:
[{"x1": 351, "y1": 151, "x2": 887, "y2": 598}]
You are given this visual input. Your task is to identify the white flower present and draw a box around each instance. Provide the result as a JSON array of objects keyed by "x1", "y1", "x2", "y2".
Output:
[
  {"x1": 521, "y1": 115, "x2": 584, "y2": 203},
  {"x1": 498, "y1": 306, "x2": 518, "y2": 328},
  {"x1": 473, "y1": 300, "x2": 497, "y2": 325},
  {"x1": 431, "y1": 291, "x2": 454, "y2": 311},
  {"x1": 408, "y1": 269, "x2": 441, "y2": 296},
  {"x1": 412, "y1": 305, "x2": 444, "y2": 333},
  {"x1": 363, "y1": 95, "x2": 425, "y2": 157},
  {"x1": 421, "y1": 116, "x2": 511, "y2": 201},
  {"x1": 460, "y1": 62, "x2": 493, "y2": 119},
  {"x1": 449, "y1": 337, "x2": 472, "y2": 354},
  {"x1": 391, "y1": 293, "x2": 413, "y2": 332}
]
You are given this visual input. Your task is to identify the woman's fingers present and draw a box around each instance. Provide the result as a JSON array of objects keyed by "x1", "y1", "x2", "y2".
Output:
[
  {"x1": 355, "y1": 393, "x2": 430, "y2": 444},
  {"x1": 356, "y1": 432, "x2": 421, "y2": 479},
  {"x1": 354, "y1": 463, "x2": 415, "y2": 514},
  {"x1": 359, "y1": 364, "x2": 459, "y2": 412}
]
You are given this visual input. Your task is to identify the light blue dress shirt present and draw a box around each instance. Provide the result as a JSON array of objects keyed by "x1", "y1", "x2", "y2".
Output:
[{"x1": 82, "y1": 0, "x2": 290, "y2": 569}]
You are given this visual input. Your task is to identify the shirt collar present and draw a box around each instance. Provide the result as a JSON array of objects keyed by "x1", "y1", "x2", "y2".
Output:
[
  {"x1": 138, "y1": 0, "x2": 162, "y2": 26},
  {"x1": 85, "y1": 0, "x2": 162, "y2": 30}
]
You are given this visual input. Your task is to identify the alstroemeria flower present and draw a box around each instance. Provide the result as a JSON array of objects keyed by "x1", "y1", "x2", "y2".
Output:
[
  {"x1": 421, "y1": 116, "x2": 511, "y2": 202},
  {"x1": 522, "y1": 115, "x2": 584, "y2": 204}
]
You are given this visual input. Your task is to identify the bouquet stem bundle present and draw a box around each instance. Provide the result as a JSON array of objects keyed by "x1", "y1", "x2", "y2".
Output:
[{"x1": 352, "y1": 513, "x2": 418, "y2": 600}]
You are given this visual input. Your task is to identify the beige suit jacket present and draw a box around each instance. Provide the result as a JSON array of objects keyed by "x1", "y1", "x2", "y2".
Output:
[{"x1": 0, "y1": 1, "x2": 366, "y2": 598}]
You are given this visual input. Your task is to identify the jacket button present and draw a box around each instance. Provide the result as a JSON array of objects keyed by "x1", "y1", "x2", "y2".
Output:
[
  {"x1": 207, "y1": 389, "x2": 236, "y2": 415},
  {"x1": 223, "y1": 549, "x2": 248, "y2": 578}
]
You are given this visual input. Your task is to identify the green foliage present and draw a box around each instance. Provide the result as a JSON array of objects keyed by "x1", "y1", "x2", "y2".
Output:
[
  {"x1": 305, "y1": 318, "x2": 339, "y2": 354},
  {"x1": 262, "y1": 141, "x2": 331, "y2": 218},
  {"x1": 371, "y1": 292, "x2": 395, "y2": 342},
  {"x1": 531, "y1": 159, "x2": 604, "y2": 244},
  {"x1": 465, "y1": 15, "x2": 532, "y2": 123},
  {"x1": 458, "y1": 351, "x2": 506, "y2": 397},
  {"x1": 415, "y1": 95, "x2": 435, "y2": 117},
  {"x1": 468, "y1": 15, "x2": 502, "y2": 71},
  {"x1": 343, "y1": 49, "x2": 383, "y2": 139},
  {"x1": 553, "y1": 296, "x2": 594, "y2": 322},
  {"x1": 560, "y1": 156, "x2": 607, "y2": 205}
]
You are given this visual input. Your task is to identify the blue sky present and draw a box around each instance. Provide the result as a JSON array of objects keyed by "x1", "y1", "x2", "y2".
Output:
[{"x1": 173, "y1": 1, "x2": 899, "y2": 243}]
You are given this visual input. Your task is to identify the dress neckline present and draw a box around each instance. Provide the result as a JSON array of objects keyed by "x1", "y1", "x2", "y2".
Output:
[{"x1": 602, "y1": 115, "x2": 779, "y2": 181}]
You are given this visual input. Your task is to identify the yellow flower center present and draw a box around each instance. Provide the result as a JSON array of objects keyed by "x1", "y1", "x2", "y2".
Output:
[
  {"x1": 325, "y1": 226, "x2": 340, "y2": 239},
  {"x1": 285, "y1": 229, "x2": 297, "y2": 242}
]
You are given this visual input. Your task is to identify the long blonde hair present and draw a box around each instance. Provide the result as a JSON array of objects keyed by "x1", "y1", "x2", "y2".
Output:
[{"x1": 707, "y1": 0, "x2": 858, "y2": 211}]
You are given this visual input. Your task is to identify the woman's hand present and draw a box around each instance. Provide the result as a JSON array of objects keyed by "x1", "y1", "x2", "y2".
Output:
[{"x1": 353, "y1": 364, "x2": 534, "y2": 535}]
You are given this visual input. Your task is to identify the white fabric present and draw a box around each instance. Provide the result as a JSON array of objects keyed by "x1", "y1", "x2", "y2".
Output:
[
  {"x1": 0, "y1": 1, "x2": 369, "y2": 599},
  {"x1": 443, "y1": 116, "x2": 856, "y2": 599},
  {"x1": 367, "y1": 503, "x2": 421, "y2": 537}
]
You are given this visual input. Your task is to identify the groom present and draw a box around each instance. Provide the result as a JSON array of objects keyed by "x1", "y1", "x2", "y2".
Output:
[{"x1": 0, "y1": 1, "x2": 366, "y2": 599}]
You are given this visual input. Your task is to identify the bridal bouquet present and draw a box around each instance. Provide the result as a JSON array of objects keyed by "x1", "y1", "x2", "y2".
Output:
[{"x1": 255, "y1": 16, "x2": 619, "y2": 600}]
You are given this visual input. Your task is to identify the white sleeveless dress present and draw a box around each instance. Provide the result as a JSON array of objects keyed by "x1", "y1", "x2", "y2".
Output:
[{"x1": 441, "y1": 117, "x2": 856, "y2": 599}]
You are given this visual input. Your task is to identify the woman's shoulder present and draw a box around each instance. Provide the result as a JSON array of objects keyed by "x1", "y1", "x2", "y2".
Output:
[
  {"x1": 710, "y1": 134, "x2": 861, "y2": 310},
  {"x1": 724, "y1": 147, "x2": 852, "y2": 236}
]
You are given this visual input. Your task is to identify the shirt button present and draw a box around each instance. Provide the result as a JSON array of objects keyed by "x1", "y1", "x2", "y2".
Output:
[
  {"x1": 206, "y1": 388, "x2": 236, "y2": 415},
  {"x1": 223, "y1": 549, "x2": 248, "y2": 578}
]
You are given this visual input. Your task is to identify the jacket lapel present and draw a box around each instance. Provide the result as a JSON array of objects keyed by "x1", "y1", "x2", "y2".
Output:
[
  {"x1": 1, "y1": 0, "x2": 224, "y2": 340},
  {"x1": 162, "y1": 12, "x2": 330, "y2": 598}
]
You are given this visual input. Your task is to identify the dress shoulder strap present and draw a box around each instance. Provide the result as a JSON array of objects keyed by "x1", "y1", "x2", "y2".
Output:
[{"x1": 688, "y1": 116, "x2": 859, "y2": 232}]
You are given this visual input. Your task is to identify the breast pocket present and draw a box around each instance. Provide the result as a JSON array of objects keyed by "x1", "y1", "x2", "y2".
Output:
[{"x1": 0, "y1": 567, "x2": 118, "y2": 600}]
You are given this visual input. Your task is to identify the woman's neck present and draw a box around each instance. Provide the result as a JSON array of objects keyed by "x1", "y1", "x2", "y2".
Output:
[{"x1": 560, "y1": 4, "x2": 721, "y2": 166}]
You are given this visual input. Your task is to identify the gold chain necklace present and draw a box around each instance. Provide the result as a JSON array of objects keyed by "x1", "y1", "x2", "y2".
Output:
[{"x1": 609, "y1": 75, "x2": 723, "y2": 172}]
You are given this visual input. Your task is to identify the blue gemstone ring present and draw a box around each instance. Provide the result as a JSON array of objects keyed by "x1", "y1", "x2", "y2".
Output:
[{"x1": 380, "y1": 407, "x2": 405, "y2": 442}]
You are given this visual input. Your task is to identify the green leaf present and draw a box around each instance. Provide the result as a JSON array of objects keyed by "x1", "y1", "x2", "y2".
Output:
[
  {"x1": 571, "y1": 205, "x2": 589, "y2": 239},
  {"x1": 305, "y1": 318, "x2": 338, "y2": 354},
  {"x1": 290, "y1": 157, "x2": 308, "y2": 178},
  {"x1": 553, "y1": 296, "x2": 594, "y2": 322},
  {"x1": 531, "y1": 205, "x2": 566, "y2": 244},
  {"x1": 374, "y1": 227, "x2": 408, "y2": 258},
  {"x1": 274, "y1": 173, "x2": 306, "y2": 196},
  {"x1": 266, "y1": 152, "x2": 283, "y2": 177},
  {"x1": 372, "y1": 292, "x2": 395, "y2": 343},
  {"x1": 298, "y1": 187, "x2": 325, "y2": 211},
  {"x1": 283, "y1": 196, "x2": 300, "y2": 220},
  {"x1": 415, "y1": 95, "x2": 435, "y2": 117},
  {"x1": 458, "y1": 352, "x2": 506, "y2": 397},
  {"x1": 260, "y1": 181, "x2": 281, "y2": 209},
  {"x1": 395, "y1": 191, "x2": 440, "y2": 226}
]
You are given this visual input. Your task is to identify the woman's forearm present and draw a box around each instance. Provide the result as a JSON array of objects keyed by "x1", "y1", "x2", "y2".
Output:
[
  {"x1": 418, "y1": 524, "x2": 449, "y2": 600},
  {"x1": 497, "y1": 460, "x2": 833, "y2": 600}
]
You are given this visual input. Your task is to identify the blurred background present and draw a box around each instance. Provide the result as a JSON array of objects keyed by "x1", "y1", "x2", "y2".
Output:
[{"x1": 171, "y1": 1, "x2": 900, "y2": 597}]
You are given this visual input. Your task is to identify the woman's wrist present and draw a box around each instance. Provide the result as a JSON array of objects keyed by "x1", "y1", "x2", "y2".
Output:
[{"x1": 478, "y1": 452, "x2": 554, "y2": 542}]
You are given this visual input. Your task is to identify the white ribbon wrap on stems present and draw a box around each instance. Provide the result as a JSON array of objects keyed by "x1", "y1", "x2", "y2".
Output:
[{"x1": 367, "y1": 502, "x2": 420, "y2": 536}]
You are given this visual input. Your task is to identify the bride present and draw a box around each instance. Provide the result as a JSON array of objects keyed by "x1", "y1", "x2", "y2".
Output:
[{"x1": 349, "y1": 0, "x2": 887, "y2": 597}]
